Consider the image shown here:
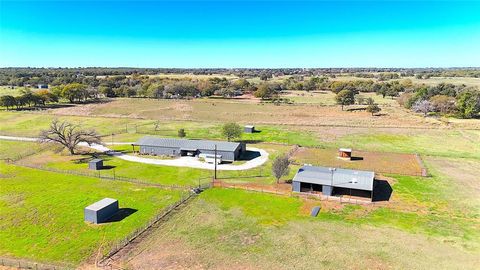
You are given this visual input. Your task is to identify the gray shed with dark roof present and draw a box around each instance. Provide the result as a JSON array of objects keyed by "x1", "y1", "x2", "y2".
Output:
[
  {"x1": 244, "y1": 125, "x2": 255, "y2": 133},
  {"x1": 88, "y1": 159, "x2": 103, "y2": 170},
  {"x1": 292, "y1": 165, "x2": 375, "y2": 199},
  {"x1": 134, "y1": 136, "x2": 246, "y2": 162},
  {"x1": 84, "y1": 198, "x2": 119, "y2": 224}
]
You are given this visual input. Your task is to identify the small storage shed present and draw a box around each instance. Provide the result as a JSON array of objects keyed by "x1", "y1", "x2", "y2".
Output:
[
  {"x1": 244, "y1": 125, "x2": 255, "y2": 133},
  {"x1": 88, "y1": 159, "x2": 103, "y2": 170},
  {"x1": 84, "y1": 198, "x2": 119, "y2": 224},
  {"x1": 338, "y1": 148, "x2": 352, "y2": 159},
  {"x1": 310, "y1": 206, "x2": 321, "y2": 217}
]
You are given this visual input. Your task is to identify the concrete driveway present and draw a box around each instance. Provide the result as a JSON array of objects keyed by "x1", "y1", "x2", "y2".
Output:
[{"x1": 86, "y1": 143, "x2": 269, "y2": 171}]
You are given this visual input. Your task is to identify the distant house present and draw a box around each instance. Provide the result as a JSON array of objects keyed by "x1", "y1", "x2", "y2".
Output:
[
  {"x1": 37, "y1": 84, "x2": 48, "y2": 89},
  {"x1": 133, "y1": 136, "x2": 245, "y2": 162},
  {"x1": 338, "y1": 148, "x2": 352, "y2": 159},
  {"x1": 292, "y1": 165, "x2": 375, "y2": 199},
  {"x1": 244, "y1": 125, "x2": 255, "y2": 133}
]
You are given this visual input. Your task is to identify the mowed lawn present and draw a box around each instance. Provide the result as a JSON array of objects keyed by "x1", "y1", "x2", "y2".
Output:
[
  {"x1": 19, "y1": 150, "x2": 212, "y2": 187},
  {"x1": 0, "y1": 140, "x2": 50, "y2": 160},
  {"x1": 16, "y1": 143, "x2": 296, "y2": 187},
  {"x1": 0, "y1": 163, "x2": 184, "y2": 266},
  {"x1": 120, "y1": 188, "x2": 480, "y2": 270},
  {"x1": 334, "y1": 129, "x2": 480, "y2": 159},
  {"x1": 0, "y1": 111, "x2": 156, "y2": 137}
]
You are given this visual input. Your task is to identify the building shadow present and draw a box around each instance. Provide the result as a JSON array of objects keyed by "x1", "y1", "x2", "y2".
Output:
[
  {"x1": 372, "y1": 179, "x2": 393, "y2": 202},
  {"x1": 239, "y1": 150, "x2": 261, "y2": 161},
  {"x1": 350, "y1": 156, "x2": 364, "y2": 161},
  {"x1": 104, "y1": 208, "x2": 138, "y2": 223},
  {"x1": 99, "y1": 165, "x2": 116, "y2": 170},
  {"x1": 240, "y1": 139, "x2": 264, "y2": 144}
]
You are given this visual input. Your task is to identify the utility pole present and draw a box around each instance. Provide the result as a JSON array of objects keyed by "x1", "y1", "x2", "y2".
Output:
[
  {"x1": 214, "y1": 144, "x2": 217, "y2": 181},
  {"x1": 329, "y1": 167, "x2": 335, "y2": 197}
]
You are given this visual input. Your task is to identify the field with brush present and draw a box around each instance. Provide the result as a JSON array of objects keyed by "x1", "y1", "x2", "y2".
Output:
[{"x1": 42, "y1": 97, "x2": 439, "y2": 128}]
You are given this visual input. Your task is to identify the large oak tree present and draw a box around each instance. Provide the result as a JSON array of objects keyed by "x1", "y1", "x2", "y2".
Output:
[{"x1": 40, "y1": 120, "x2": 102, "y2": 155}]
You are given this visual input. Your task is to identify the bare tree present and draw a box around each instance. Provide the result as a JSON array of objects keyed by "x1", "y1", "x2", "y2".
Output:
[
  {"x1": 40, "y1": 119, "x2": 102, "y2": 155},
  {"x1": 272, "y1": 154, "x2": 290, "y2": 184},
  {"x1": 412, "y1": 100, "x2": 434, "y2": 117}
]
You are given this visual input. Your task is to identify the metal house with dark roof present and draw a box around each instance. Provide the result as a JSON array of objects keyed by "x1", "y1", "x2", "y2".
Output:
[
  {"x1": 133, "y1": 136, "x2": 246, "y2": 162},
  {"x1": 292, "y1": 165, "x2": 375, "y2": 200}
]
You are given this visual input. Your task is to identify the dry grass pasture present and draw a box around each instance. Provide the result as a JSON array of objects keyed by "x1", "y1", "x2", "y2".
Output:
[
  {"x1": 424, "y1": 157, "x2": 480, "y2": 210},
  {"x1": 292, "y1": 147, "x2": 424, "y2": 176},
  {"x1": 48, "y1": 97, "x2": 442, "y2": 128}
]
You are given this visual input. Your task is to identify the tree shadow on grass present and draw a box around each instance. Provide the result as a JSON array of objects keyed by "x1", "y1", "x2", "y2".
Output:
[
  {"x1": 104, "y1": 208, "x2": 138, "y2": 223},
  {"x1": 372, "y1": 179, "x2": 393, "y2": 202}
]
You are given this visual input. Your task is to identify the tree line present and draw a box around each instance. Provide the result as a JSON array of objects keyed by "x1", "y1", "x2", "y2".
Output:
[
  {"x1": 1, "y1": 72, "x2": 478, "y2": 119},
  {"x1": 398, "y1": 83, "x2": 480, "y2": 118},
  {"x1": 2, "y1": 67, "x2": 480, "y2": 86}
]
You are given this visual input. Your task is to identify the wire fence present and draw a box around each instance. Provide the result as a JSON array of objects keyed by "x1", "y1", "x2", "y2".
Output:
[
  {"x1": 290, "y1": 146, "x2": 429, "y2": 177},
  {"x1": 213, "y1": 181, "x2": 376, "y2": 205},
  {"x1": 1, "y1": 143, "x2": 52, "y2": 163},
  {"x1": 97, "y1": 189, "x2": 205, "y2": 267},
  {"x1": 0, "y1": 257, "x2": 72, "y2": 270},
  {"x1": 10, "y1": 160, "x2": 212, "y2": 191}
]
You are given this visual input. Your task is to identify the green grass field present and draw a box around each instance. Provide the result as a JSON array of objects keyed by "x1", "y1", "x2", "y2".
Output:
[
  {"x1": 334, "y1": 130, "x2": 480, "y2": 159},
  {"x1": 120, "y1": 188, "x2": 480, "y2": 269},
  {"x1": 0, "y1": 162, "x2": 184, "y2": 266},
  {"x1": 13, "y1": 142, "x2": 295, "y2": 187},
  {"x1": 0, "y1": 86, "x2": 23, "y2": 97},
  {"x1": 0, "y1": 140, "x2": 50, "y2": 161},
  {"x1": 1, "y1": 88, "x2": 480, "y2": 268}
]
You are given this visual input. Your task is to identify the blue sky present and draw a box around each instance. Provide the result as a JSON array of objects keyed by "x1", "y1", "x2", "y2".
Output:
[{"x1": 1, "y1": 0, "x2": 479, "y2": 68}]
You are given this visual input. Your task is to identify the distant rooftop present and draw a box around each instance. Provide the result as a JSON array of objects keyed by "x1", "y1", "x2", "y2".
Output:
[
  {"x1": 293, "y1": 165, "x2": 374, "y2": 191},
  {"x1": 134, "y1": 136, "x2": 242, "y2": 152},
  {"x1": 339, "y1": 148, "x2": 352, "y2": 152}
]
